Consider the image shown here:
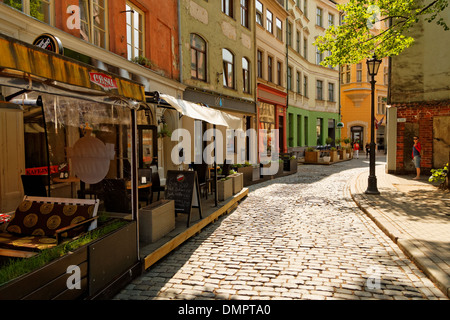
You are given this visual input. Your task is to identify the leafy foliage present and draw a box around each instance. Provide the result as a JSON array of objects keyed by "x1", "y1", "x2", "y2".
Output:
[
  {"x1": 314, "y1": 0, "x2": 449, "y2": 66},
  {"x1": 429, "y1": 163, "x2": 449, "y2": 189}
]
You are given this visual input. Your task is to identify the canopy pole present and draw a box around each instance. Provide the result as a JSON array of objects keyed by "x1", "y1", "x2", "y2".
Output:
[{"x1": 214, "y1": 124, "x2": 218, "y2": 207}]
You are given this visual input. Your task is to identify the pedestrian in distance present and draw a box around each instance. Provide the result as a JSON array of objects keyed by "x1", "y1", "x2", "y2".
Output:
[
  {"x1": 353, "y1": 140, "x2": 360, "y2": 159},
  {"x1": 365, "y1": 143, "x2": 370, "y2": 159},
  {"x1": 412, "y1": 136, "x2": 421, "y2": 180}
]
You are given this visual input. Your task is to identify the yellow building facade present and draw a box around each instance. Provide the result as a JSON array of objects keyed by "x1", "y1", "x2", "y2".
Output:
[{"x1": 339, "y1": 58, "x2": 389, "y2": 151}]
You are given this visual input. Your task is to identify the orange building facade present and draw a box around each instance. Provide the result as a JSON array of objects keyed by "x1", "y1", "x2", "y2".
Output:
[{"x1": 339, "y1": 58, "x2": 389, "y2": 151}]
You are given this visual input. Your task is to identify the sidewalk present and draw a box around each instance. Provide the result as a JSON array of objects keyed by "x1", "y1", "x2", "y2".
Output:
[{"x1": 349, "y1": 163, "x2": 450, "y2": 298}]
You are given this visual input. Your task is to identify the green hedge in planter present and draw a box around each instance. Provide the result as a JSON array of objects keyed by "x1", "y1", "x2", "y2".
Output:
[{"x1": 0, "y1": 219, "x2": 128, "y2": 286}]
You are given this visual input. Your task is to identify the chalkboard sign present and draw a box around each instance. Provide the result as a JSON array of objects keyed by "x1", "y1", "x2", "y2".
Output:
[{"x1": 166, "y1": 170, "x2": 203, "y2": 227}]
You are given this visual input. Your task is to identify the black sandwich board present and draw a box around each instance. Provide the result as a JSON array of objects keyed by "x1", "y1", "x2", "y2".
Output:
[{"x1": 165, "y1": 170, "x2": 203, "y2": 227}]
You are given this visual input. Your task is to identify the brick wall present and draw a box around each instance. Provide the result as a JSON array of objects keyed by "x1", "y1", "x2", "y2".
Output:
[{"x1": 394, "y1": 100, "x2": 450, "y2": 174}]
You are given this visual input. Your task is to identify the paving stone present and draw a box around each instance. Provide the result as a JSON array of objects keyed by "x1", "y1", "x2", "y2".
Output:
[{"x1": 114, "y1": 160, "x2": 447, "y2": 301}]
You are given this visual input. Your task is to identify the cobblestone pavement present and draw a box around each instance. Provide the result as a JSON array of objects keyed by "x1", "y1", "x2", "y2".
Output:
[{"x1": 114, "y1": 157, "x2": 448, "y2": 300}]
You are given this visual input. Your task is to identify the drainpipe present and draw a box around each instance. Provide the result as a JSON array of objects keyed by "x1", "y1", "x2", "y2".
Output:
[{"x1": 178, "y1": 0, "x2": 183, "y2": 84}]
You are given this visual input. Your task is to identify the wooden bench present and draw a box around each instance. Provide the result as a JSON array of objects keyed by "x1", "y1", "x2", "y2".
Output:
[{"x1": 0, "y1": 196, "x2": 99, "y2": 258}]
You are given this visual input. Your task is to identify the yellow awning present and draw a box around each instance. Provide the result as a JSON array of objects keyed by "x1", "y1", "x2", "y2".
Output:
[{"x1": 0, "y1": 33, "x2": 145, "y2": 103}]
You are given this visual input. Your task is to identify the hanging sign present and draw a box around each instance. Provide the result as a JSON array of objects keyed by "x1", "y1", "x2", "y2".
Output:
[
  {"x1": 89, "y1": 72, "x2": 118, "y2": 90},
  {"x1": 337, "y1": 122, "x2": 345, "y2": 129},
  {"x1": 33, "y1": 33, "x2": 64, "y2": 55}
]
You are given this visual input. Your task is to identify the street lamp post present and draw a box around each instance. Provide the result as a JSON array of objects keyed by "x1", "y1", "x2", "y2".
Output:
[{"x1": 365, "y1": 55, "x2": 382, "y2": 195}]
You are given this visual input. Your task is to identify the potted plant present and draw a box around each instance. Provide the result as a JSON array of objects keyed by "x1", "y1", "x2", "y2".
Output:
[
  {"x1": 157, "y1": 124, "x2": 172, "y2": 138},
  {"x1": 326, "y1": 137, "x2": 333, "y2": 146},
  {"x1": 237, "y1": 162, "x2": 259, "y2": 185},
  {"x1": 217, "y1": 177, "x2": 233, "y2": 201},
  {"x1": 305, "y1": 147, "x2": 319, "y2": 163},
  {"x1": 288, "y1": 155, "x2": 298, "y2": 173}
]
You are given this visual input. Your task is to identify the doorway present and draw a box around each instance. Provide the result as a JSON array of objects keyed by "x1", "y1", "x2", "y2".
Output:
[{"x1": 351, "y1": 126, "x2": 364, "y2": 145}]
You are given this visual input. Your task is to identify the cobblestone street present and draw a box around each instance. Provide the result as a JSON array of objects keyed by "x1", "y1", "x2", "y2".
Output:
[{"x1": 114, "y1": 157, "x2": 448, "y2": 300}]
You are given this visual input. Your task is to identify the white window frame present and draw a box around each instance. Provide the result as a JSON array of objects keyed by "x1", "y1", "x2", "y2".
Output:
[
  {"x1": 79, "y1": 0, "x2": 109, "y2": 49},
  {"x1": 126, "y1": 2, "x2": 145, "y2": 60}
]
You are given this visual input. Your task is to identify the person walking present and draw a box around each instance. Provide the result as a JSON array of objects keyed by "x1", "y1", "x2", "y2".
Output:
[
  {"x1": 354, "y1": 140, "x2": 360, "y2": 159},
  {"x1": 365, "y1": 143, "x2": 370, "y2": 159},
  {"x1": 412, "y1": 136, "x2": 421, "y2": 180}
]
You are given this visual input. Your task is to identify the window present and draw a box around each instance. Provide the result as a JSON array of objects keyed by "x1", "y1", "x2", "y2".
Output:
[
  {"x1": 328, "y1": 83, "x2": 335, "y2": 102},
  {"x1": 346, "y1": 65, "x2": 351, "y2": 83},
  {"x1": 296, "y1": 30, "x2": 300, "y2": 53},
  {"x1": 287, "y1": 66, "x2": 292, "y2": 91},
  {"x1": 3, "y1": 0, "x2": 52, "y2": 24},
  {"x1": 267, "y1": 56, "x2": 273, "y2": 82},
  {"x1": 240, "y1": 0, "x2": 249, "y2": 28},
  {"x1": 257, "y1": 50, "x2": 263, "y2": 78},
  {"x1": 126, "y1": 3, "x2": 144, "y2": 60},
  {"x1": 277, "y1": 61, "x2": 282, "y2": 86},
  {"x1": 316, "y1": 80, "x2": 323, "y2": 100},
  {"x1": 316, "y1": 7, "x2": 323, "y2": 27},
  {"x1": 303, "y1": 0, "x2": 308, "y2": 18},
  {"x1": 242, "y1": 57, "x2": 250, "y2": 93},
  {"x1": 287, "y1": 22, "x2": 292, "y2": 47},
  {"x1": 303, "y1": 75, "x2": 308, "y2": 97},
  {"x1": 256, "y1": 0, "x2": 263, "y2": 26},
  {"x1": 266, "y1": 9, "x2": 273, "y2": 33},
  {"x1": 303, "y1": 37, "x2": 307, "y2": 59},
  {"x1": 384, "y1": 65, "x2": 389, "y2": 84},
  {"x1": 222, "y1": 48, "x2": 234, "y2": 88},
  {"x1": 328, "y1": 13, "x2": 334, "y2": 27},
  {"x1": 296, "y1": 71, "x2": 301, "y2": 94},
  {"x1": 316, "y1": 47, "x2": 323, "y2": 65},
  {"x1": 378, "y1": 96, "x2": 387, "y2": 115},
  {"x1": 222, "y1": 0, "x2": 234, "y2": 18},
  {"x1": 276, "y1": 18, "x2": 283, "y2": 41},
  {"x1": 190, "y1": 34, "x2": 207, "y2": 81},
  {"x1": 356, "y1": 63, "x2": 362, "y2": 82},
  {"x1": 79, "y1": 0, "x2": 107, "y2": 49}
]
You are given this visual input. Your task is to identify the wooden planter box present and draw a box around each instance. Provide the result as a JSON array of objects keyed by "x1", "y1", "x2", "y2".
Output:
[
  {"x1": 330, "y1": 151, "x2": 339, "y2": 162},
  {"x1": 230, "y1": 173, "x2": 243, "y2": 194},
  {"x1": 218, "y1": 178, "x2": 233, "y2": 201},
  {"x1": 139, "y1": 200, "x2": 175, "y2": 243},
  {"x1": 339, "y1": 150, "x2": 347, "y2": 160},
  {"x1": 305, "y1": 151, "x2": 319, "y2": 163},
  {"x1": 0, "y1": 221, "x2": 139, "y2": 300}
]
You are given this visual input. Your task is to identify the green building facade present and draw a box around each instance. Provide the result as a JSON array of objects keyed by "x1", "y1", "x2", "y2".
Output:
[{"x1": 287, "y1": 106, "x2": 341, "y2": 148}]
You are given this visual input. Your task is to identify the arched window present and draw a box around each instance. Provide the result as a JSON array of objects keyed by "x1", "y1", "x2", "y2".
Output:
[
  {"x1": 242, "y1": 57, "x2": 250, "y2": 93},
  {"x1": 190, "y1": 34, "x2": 207, "y2": 81},
  {"x1": 222, "y1": 49, "x2": 234, "y2": 88}
]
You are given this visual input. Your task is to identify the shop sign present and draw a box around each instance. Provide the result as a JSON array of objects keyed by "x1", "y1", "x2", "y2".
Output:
[
  {"x1": 33, "y1": 33, "x2": 64, "y2": 55},
  {"x1": 337, "y1": 122, "x2": 345, "y2": 129},
  {"x1": 25, "y1": 165, "x2": 59, "y2": 176},
  {"x1": 89, "y1": 72, "x2": 118, "y2": 90}
]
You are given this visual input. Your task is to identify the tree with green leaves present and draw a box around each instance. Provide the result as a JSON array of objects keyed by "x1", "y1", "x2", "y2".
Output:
[{"x1": 314, "y1": 0, "x2": 449, "y2": 67}]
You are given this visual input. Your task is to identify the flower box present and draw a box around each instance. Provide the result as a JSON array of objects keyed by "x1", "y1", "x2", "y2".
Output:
[
  {"x1": 139, "y1": 200, "x2": 175, "y2": 243},
  {"x1": 330, "y1": 150, "x2": 339, "y2": 162},
  {"x1": 218, "y1": 178, "x2": 233, "y2": 201},
  {"x1": 305, "y1": 151, "x2": 319, "y2": 163},
  {"x1": 230, "y1": 173, "x2": 243, "y2": 194}
]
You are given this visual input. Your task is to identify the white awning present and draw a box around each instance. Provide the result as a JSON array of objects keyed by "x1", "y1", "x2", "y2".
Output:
[{"x1": 160, "y1": 94, "x2": 242, "y2": 130}]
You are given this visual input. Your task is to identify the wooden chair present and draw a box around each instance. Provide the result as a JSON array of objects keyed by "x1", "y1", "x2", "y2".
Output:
[
  {"x1": 192, "y1": 163, "x2": 210, "y2": 199},
  {"x1": 151, "y1": 171, "x2": 165, "y2": 202},
  {"x1": 101, "y1": 179, "x2": 132, "y2": 213}
]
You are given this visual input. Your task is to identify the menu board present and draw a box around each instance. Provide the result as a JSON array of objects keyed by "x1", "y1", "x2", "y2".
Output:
[{"x1": 166, "y1": 171, "x2": 203, "y2": 226}]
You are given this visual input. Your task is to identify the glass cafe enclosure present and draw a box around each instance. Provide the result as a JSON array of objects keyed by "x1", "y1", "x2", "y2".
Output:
[{"x1": 2, "y1": 87, "x2": 144, "y2": 217}]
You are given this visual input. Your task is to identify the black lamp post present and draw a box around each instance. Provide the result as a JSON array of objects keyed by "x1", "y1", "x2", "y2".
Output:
[{"x1": 365, "y1": 54, "x2": 382, "y2": 195}]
